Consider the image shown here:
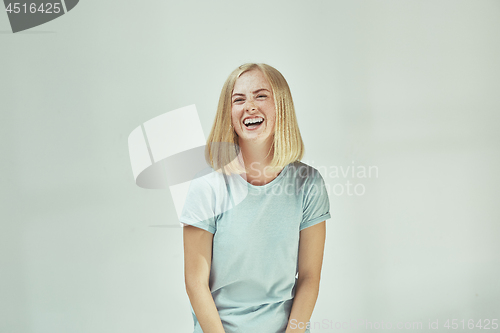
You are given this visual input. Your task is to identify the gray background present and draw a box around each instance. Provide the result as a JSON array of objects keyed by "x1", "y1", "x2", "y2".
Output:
[{"x1": 1, "y1": 0, "x2": 499, "y2": 332}]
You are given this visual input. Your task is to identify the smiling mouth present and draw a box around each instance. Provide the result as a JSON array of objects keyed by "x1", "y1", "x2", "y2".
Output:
[{"x1": 244, "y1": 119, "x2": 264, "y2": 128}]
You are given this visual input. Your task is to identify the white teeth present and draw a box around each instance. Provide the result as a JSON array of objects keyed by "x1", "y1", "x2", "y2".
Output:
[{"x1": 244, "y1": 117, "x2": 264, "y2": 125}]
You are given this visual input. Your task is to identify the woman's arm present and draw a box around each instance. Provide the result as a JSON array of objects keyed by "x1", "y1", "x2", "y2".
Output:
[
  {"x1": 286, "y1": 221, "x2": 326, "y2": 333},
  {"x1": 183, "y1": 225, "x2": 225, "y2": 333}
]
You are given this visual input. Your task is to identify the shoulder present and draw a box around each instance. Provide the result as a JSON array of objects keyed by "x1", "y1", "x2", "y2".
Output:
[
  {"x1": 287, "y1": 161, "x2": 325, "y2": 188},
  {"x1": 183, "y1": 166, "x2": 232, "y2": 209},
  {"x1": 286, "y1": 161, "x2": 329, "y2": 206},
  {"x1": 181, "y1": 166, "x2": 231, "y2": 220}
]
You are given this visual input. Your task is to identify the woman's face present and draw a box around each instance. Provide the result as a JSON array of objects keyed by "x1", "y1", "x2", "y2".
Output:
[{"x1": 231, "y1": 69, "x2": 276, "y2": 146}]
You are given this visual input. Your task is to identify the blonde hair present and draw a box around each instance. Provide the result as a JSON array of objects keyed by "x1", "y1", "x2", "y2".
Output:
[{"x1": 205, "y1": 63, "x2": 305, "y2": 175}]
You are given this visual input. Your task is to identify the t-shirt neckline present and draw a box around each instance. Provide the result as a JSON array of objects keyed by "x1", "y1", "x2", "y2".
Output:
[{"x1": 235, "y1": 163, "x2": 291, "y2": 190}]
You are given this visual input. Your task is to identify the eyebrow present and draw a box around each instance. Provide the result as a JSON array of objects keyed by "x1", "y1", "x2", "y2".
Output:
[{"x1": 232, "y1": 88, "x2": 270, "y2": 98}]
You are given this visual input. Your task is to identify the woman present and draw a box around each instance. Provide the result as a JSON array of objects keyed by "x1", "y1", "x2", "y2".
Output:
[{"x1": 181, "y1": 63, "x2": 331, "y2": 333}]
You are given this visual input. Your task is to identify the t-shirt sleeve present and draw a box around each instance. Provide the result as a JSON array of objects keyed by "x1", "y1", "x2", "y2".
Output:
[
  {"x1": 179, "y1": 176, "x2": 217, "y2": 234},
  {"x1": 300, "y1": 170, "x2": 331, "y2": 231}
]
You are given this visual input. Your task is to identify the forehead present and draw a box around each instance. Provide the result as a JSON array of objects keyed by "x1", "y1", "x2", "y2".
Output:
[{"x1": 233, "y1": 69, "x2": 272, "y2": 93}]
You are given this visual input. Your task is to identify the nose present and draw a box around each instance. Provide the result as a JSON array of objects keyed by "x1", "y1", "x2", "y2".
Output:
[{"x1": 245, "y1": 99, "x2": 257, "y2": 112}]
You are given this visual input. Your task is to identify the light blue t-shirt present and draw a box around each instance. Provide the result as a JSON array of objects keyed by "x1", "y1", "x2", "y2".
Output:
[{"x1": 180, "y1": 161, "x2": 331, "y2": 333}]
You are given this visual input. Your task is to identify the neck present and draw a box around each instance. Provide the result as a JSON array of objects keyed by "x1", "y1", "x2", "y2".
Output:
[{"x1": 238, "y1": 137, "x2": 274, "y2": 175}]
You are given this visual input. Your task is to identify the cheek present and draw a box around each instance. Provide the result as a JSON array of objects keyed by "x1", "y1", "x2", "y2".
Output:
[
  {"x1": 231, "y1": 109, "x2": 239, "y2": 123},
  {"x1": 269, "y1": 117, "x2": 277, "y2": 130},
  {"x1": 266, "y1": 106, "x2": 277, "y2": 126}
]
